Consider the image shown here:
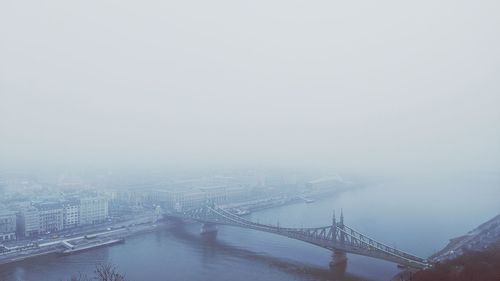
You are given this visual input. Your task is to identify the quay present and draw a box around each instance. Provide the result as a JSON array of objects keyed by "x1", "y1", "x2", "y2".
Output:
[
  {"x1": 60, "y1": 238, "x2": 124, "y2": 255},
  {"x1": 0, "y1": 221, "x2": 164, "y2": 266}
]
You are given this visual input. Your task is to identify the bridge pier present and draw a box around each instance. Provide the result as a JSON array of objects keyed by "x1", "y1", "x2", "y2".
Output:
[
  {"x1": 200, "y1": 222, "x2": 218, "y2": 238},
  {"x1": 329, "y1": 250, "x2": 347, "y2": 268}
]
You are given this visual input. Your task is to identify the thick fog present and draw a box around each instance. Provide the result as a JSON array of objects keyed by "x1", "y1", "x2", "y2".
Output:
[{"x1": 1, "y1": 0, "x2": 499, "y2": 175}]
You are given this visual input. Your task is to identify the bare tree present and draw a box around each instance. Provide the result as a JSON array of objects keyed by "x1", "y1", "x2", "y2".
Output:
[{"x1": 94, "y1": 263, "x2": 126, "y2": 281}]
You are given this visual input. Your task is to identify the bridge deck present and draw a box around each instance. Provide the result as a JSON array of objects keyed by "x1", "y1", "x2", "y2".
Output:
[{"x1": 166, "y1": 205, "x2": 430, "y2": 269}]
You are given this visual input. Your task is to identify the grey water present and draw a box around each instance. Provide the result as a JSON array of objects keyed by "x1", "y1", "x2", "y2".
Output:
[{"x1": 1, "y1": 175, "x2": 498, "y2": 281}]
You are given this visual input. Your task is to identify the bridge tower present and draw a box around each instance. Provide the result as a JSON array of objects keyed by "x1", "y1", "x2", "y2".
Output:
[
  {"x1": 199, "y1": 201, "x2": 218, "y2": 238},
  {"x1": 330, "y1": 209, "x2": 347, "y2": 268},
  {"x1": 332, "y1": 210, "x2": 336, "y2": 230},
  {"x1": 340, "y1": 208, "x2": 345, "y2": 244}
]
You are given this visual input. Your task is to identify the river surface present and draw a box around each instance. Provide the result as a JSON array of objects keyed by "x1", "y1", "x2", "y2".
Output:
[{"x1": 1, "y1": 174, "x2": 499, "y2": 281}]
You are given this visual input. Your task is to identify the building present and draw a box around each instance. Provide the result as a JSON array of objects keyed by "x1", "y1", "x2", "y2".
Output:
[
  {"x1": 16, "y1": 207, "x2": 40, "y2": 237},
  {"x1": 179, "y1": 190, "x2": 207, "y2": 210},
  {"x1": 153, "y1": 185, "x2": 252, "y2": 211},
  {"x1": 79, "y1": 197, "x2": 108, "y2": 225},
  {"x1": 225, "y1": 185, "x2": 252, "y2": 203},
  {"x1": 0, "y1": 210, "x2": 16, "y2": 241},
  {"x1": 152, "y1": 188, "x2": 207, "y2": 211},
  {"x1": 36, "y1": 203, "x2": 64, "y2": 233},
  {"x1": 198, "y1": 186, "x2": 227, "y2": 204},
  {"x1": 62, "y1": 199, "x2": 79, "y2": 229},
  {"x1": 15, "y1": 196, "x2": 109, "y2": 236}
]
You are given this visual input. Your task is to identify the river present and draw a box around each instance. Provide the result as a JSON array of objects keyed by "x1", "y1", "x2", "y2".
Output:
[{"x1": 1, "y1": 174, "x2": 498, "y2": 281}]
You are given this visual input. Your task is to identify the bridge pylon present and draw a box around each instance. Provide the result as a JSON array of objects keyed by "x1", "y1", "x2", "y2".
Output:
[
  {"x1": 330, "y1": 250, "x2": 347, "y2": 268},
  {"x1": 339, "y1": 208, "x2": 345, "y2": 244},
  {"x1": 330, "y1": 209, "x2": 347, "y2": 267}
]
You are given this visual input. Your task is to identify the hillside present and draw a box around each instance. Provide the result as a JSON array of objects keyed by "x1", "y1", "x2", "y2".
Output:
[
  {"x1": 430, "y1": 214, "x2": 500, "y2": 262},
  {"x1": 413, "y1": 242, "x2": 500, "y2": 281}
]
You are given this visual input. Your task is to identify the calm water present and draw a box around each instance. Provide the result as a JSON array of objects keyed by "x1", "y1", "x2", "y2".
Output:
[{"x1": 1, "y1": 175, "x2": 499, "y2": 281}]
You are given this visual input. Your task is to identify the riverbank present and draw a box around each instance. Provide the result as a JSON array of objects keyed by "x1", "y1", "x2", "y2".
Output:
[
  {"x1": 222, "y1": 182, "x2": 363, "y2": 213},
  {"x1": 391, "y1": 213, "x2": 500, "y2": 281},
  {"x1": 0, "y1": 220, "x2": 170, "y2": 267},
  {"x1": 412, "y1": 242, "x2": 500, "y2": 281},
  {"x1": 430, "y1": 214, "x2": 500, "y2": 262}
]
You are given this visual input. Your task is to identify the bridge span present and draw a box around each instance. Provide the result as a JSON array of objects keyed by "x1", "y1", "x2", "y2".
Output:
[{"x1": 165, "y1": 204, "x2": 430, "y2": 269}]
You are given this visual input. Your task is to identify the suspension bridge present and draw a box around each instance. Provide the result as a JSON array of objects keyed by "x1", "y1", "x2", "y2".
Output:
[{"x1": 165, "y1": 203, "x2": 430, "y2": 269}]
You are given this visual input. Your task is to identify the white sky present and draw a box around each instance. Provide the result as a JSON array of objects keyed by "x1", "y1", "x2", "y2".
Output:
[{"x1": 1, "y1": 0, "x2": 499, "y2": 174}]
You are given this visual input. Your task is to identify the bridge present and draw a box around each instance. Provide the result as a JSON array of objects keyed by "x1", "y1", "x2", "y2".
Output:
[{"x1": 166, "y1": 203, "x2": 430, "y2": 269}]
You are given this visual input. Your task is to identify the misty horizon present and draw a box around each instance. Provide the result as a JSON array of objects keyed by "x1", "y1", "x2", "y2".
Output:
[{"x1": 1, "y1": 1, "x2": 499, "y2": 177}]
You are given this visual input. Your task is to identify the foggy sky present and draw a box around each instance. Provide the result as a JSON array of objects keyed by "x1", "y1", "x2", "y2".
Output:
[{"x1": 1, "y1": 0, "x2": 499, "y2": 174}]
